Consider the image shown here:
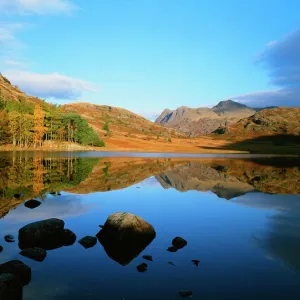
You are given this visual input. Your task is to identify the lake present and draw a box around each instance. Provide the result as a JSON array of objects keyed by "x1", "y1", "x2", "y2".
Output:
[{"x1": 0, "y1": 152, "x2": 300, "y2": 299}]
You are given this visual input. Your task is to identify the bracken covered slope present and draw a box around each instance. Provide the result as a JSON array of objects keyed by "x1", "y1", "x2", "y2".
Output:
[
  {"x1": 219, "y1": 107, "x2": 300, "y2": 136},
  {"x1": 63, "y1": 102, "x2": 186, "y2": 140}
]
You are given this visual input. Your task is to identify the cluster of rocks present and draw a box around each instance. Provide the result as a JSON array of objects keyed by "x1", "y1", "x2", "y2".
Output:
[{"x1": 1, "y1": 209, "x2": 197, "y2": 299}]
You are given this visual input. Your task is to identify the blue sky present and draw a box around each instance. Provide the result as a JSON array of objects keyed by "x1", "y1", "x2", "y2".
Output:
[{"x1": 0, "y1": 0, "x2": 299, "y2": 120}]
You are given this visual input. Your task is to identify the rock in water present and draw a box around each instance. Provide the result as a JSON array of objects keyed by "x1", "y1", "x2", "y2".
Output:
[
  {"x1": 167, "y1": 246, "x2": 178, "y2": 253},
  {"x1": 0, "y1": 246, "x2": 3, "y2": 253},
  {"x1": 172, "y1": 237, "x2": 187, "y2": 249},
  {"x1": 63, "y1": 229, "x2": 77, "y2": 246},
  {"x1": 136, "y1": 263, "x2": 148, "y2": 272},
  {"x1": 19, "y1": 248, "x2": 47, "y2": 262},
  {"x1": 24, "y1": 200, "x2": 41, "y2": 209},
  {"x1": 13, "y1": 194, "x2": 23, "y2": 199},
  {"x1": 18, "y1": 218, "x2": 75, "y2": 250},
  {"x1": 97, "y1": 212, "x2": 156, "y2": 266},
  {"x1": 78, "y1": 236, "x2": 97, "y2": 249},
  {"x1": 179, "y1": 290, "x2": 193, "y2": 298},
  {"x1": 192, "y1": 259, "x2": 200, "y2": 267},
  {"x1": 0, "y1": 260, "x2": 31, "y2": 286},
  {"x1": 4, "y1": 235, "x2": 15, "y2": 243},
  {"x1": 168, "y1": 261, "x2": 176, "y2": 266},
  {"x1": 142, "y1": 255, "x2": 153, "y2": 262},
  {"x1": 0, "y1": 273, "x2": 23, "y2": 300}
]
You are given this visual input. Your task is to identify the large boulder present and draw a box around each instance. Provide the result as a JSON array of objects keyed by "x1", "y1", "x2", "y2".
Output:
[
  {"x1": 96, "y1": 212, "x2": 156, "y2": 266},
  {"x1": 18, "y1": 218, "x2": 76, "y2": 250},
  {"x1": 0, "y1": 273, "x2": 23, "y2": 300},
  {"x1": 0, "y1": 260, "x2": 31, "y2": 286}
]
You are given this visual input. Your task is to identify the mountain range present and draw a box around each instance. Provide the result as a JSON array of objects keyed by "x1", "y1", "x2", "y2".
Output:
[{"x1": 155, "y1": 100, "x2": 276, "y2": 136}]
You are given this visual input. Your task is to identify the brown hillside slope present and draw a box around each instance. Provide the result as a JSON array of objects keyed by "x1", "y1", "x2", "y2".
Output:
[
  {"x1": 0, "y1": 73, "x2": 46, "y2": 106},
  {"x1": 225, "y1": 107, "x2": 300, "y2": 136},
  {"x1": 63, "y1": 103, "x2": 186, "y2": 140}
]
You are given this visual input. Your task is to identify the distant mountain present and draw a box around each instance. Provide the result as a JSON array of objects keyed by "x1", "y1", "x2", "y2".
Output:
[{"x1": 155, "y1": 100, "x2": 256, "y2": 136}]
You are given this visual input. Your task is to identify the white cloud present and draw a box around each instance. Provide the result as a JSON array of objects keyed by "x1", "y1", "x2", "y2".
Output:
[
  {"x1": 231, "y1": 29, "x2": 300, "y2": 107},
  {"x1": 3, "y1": 59, "x2": 26, "y2": 67},
  {"x1": 0, "y1": 23, "x2": 26, "y2": 51},
  {"x1": 3, "y1": 70, "x2": 98, "y2": 100},
  {"x1": 0, "y1": 0, "x2": 77, "y2": 15}
]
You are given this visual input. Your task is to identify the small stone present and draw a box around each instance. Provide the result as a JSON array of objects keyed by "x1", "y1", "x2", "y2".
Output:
[
  {"x1": 49, "y1": 192, "x2": 56, "y2": 195},
  {"x1": 14, "y1": 194, "x2": 24, "y2": 199},
  {"x1": 192, "y1": 259, "x2": 200, "y2": 267},
  {"x1": 4, "y1": 235, "x2": 15, "y2": 243},
  {"x1": 179, "y1": 290, "x2": 193, "y2": 298},
  {"x1": 19, "y1": 248, "x2": 47, "y2": 262},
  {"x1": 168, "y1": 261, "x2": 176, "y2": 266},
  {"x1": 57, "y1": 193, "x2": 61, "y2": 196},
  {"x1": 136, "y1": 262, "x2": 148, "y2": 272},
  {"x1": 142, "y1": 255, "x2": 153, "y2": 262},
  {"x1": 78, "y1": 236, "x2": 97, "y2": 249},
  {"x1": 167, "y1": 246, "x2": 178, "y2": 252},
  {"x1": 0, "y1": 245, "x2": 3, "y2": 253},
  {"x1": 172, "y1": 237, "x2": 187, "y2": 249},
  {"x1": 24, "y1": 199, "x2": 41, "y2": 209}
]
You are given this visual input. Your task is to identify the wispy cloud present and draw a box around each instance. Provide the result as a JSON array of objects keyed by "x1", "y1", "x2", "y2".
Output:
[
  {"x1": 0, "y1": 0, "x2": 77, "y2": 15},
  {"x1": 3, "y1": 70, "x2": 98, "y2": 100},
  {"x1": 3, "y1": 59, "x2": 26, "y2": 67},
  {"x1": 0, "y1": 23, "x2": 26, "y2": 54},
  {"x1": 232, "y1": 29, "x2": 300, "y2": 107}
]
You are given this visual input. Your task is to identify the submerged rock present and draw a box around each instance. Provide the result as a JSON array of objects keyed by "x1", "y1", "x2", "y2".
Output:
[
  {"x1": 0, "y1": 273, "x2": 23, "y2": 300},
  {"x1": 179, "y1": 290, "x2": 193, "y2": 298},
  {"x1": 192, "y1": 259, "x2": 200, "y2": 267},
  {"x1": 4, "y1": 235, "x2": 15, "y2": 243},
  {"x1": 19, "y1": 248, "x2": 47, "y2": 262},
  {"x1": 168, "y1": 261, "x2": 176, "y2": 266},
  {"x1": 24, "y1": 200, "x2": 41, "y2": 209},
  {"x1": 0, "y1": 260, "x2": 31, "y2": 286},
  {"x1": 78, "y1": 236, "x2": 97, "y2": 249},
  {"x1": 0, "y1": 246, "x2": 3, "y2": 253},
  {"x1": 167, "y1": 246, "x2": 178, "y2": 253},
  {"x1": 97, "y1": 212, "x2": 156, "y2": 266},
  {"x1": 142, "y1": 255, "x2": 153, "y2": 262},
  {"x1": 172, "y1": 237, "x2": 187, "y2": 250},
  {"x1": 136, "y1": 262, "x2": 148, "y2": 272},
  {"x1": 18, "y1": 218, "x2": 75, "y2": 250}
]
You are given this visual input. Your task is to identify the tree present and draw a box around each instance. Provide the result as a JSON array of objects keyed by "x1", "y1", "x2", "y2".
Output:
[
  {"x1": 33, "y1": 104, "x2": 47, "y2": 147},
  {"x1": 103, "y1": 121, "x2": 109, "y2": 132}
]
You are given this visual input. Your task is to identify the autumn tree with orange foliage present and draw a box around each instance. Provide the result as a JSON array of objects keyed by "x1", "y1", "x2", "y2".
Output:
[{"x1": 33, "y1": 104, "x2": 47, "y2": 148}]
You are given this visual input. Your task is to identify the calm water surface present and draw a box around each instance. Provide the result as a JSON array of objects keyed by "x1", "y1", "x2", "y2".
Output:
[{"x1": 0, "y1": 153, "x2": 300, "y2": 299}]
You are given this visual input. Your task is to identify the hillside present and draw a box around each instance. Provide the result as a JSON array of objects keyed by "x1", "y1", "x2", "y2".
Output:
[
  {"x1": 63, "y1": 103, "x2": 185, "y2": 140},
  {"x1": 155, "y1": 100, "x2": 256, "y2": 136},
  {"x1": 0, "y1": 73, "x2": 104, "y2": 148},
  {"x1": 214, "y1": 107, "x2": 300, "y2": 136}
]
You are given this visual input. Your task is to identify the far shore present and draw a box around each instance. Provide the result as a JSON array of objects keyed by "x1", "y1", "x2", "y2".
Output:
[{"x1": 0, "y1": 135, "x2": 299, "y2": 155}]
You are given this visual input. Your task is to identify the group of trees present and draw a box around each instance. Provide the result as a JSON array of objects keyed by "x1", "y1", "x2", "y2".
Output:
[{"x1": 0, "y1": 93, "x2": 105, "y2": 148}]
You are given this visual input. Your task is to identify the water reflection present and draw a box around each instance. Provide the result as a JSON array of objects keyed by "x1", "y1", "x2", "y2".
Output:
[{"x1": 0, "y1": 155, "x2": 300, "y2": 299}]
